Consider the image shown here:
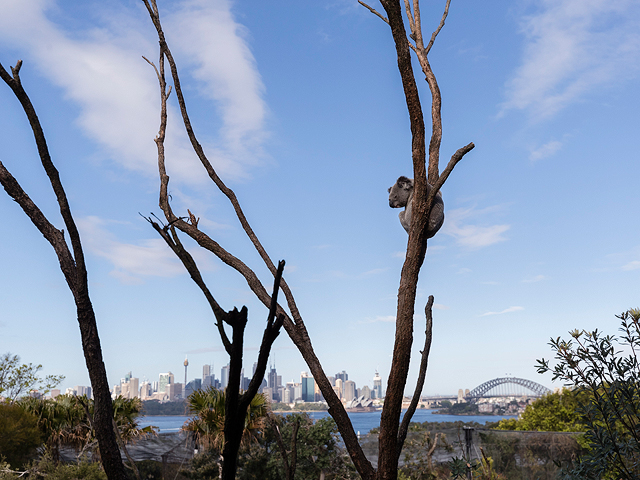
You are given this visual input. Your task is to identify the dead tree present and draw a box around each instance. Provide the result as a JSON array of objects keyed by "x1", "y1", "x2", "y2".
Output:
[
  {"x1": 0, "y1": 61, "x2": 127, "y2": 479},
  {"x1": 141, "y1": 1, "x2": 473, "y2": 479},
  {"x1": 141, "y1": 14, "x2": 286, "y2": 474}
]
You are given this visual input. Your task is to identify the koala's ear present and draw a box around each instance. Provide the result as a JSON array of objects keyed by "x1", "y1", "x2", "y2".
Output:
[
  {"x1": 387, "y1": 187, "x2": 392, "y2": 193},
  {"x1": 397, "y1": 176, "x2": 413, "y2": 189}
]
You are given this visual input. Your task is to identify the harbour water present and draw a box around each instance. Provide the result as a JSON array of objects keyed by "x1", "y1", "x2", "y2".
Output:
[{"x1": 138, "y1": 409, "x2": 516, "y2": 435}]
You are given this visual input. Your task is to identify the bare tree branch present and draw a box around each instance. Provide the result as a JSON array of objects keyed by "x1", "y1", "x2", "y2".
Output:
[
  {"x1": 140, "y1": 3, "x2": 375, "y2": 477},
  {"x1": 425, "y1": 0, "x2": 451, "y2": 56},
  {"x1": 397, "y1": 295, "x2": 434, "y2": 456},
  {"x1": 358, "y1": 1, "x2": 389, "y2": 24},
  {"x1": 0, "y1": 60, "x2": 126, "y2": 479},
  {"x1": 268, "y1": 414, "x2": 301, "y2": 480}
]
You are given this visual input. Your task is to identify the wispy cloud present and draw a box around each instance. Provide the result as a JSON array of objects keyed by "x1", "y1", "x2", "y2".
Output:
[
  {"x1": 480, "y1": 306, "x2": 524, "y2": 317},
  {"x1": 530, "y1": 140, "x2": 562, "y2": 161},
  {"x1": 0, "y1": 0, "x2": 268, "y2": 184},
  {"x1": 443, "y1": 206, "x2": 510, "y2": 249},
  {"x1": 433, "y1": 304, "x2": 449, "y2": 311},
  {"x1": 622, "y1": 261, "x2": 640, "y2": 271},
  {"x1": 602, "y1": 246, "x2": 640, "y2": 272},
  {"x1": 77, "y1": 216, "x2": 214, "y2": 284},
  {"x1": 501, "y1": 0, "x2": 640, "y2": 119},
  {"x1": 523, "y1": 274, "x2": 546, "y2": 283}
]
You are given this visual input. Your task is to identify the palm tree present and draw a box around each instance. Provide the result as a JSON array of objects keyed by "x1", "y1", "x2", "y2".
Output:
[
  {"x1": 184, "y1": 388, "x2": 269, "y2": 452},
  {"x1": 18, "y1": 394, "x2": 89, "y2": 460},
  {"x1": 112, "y1": 395, "x2": 155, "y2": 443},
  {"x1": 18, "y1": 394, "x2": 153, "y2": 462}
]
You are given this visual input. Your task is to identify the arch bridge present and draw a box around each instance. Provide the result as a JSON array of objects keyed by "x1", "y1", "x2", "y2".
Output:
[{"x1": 465, "y1": 377, "x2": 551, "y2": 403}]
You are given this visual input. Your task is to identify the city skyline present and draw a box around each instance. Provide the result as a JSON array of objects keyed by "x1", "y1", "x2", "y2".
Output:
[{"x1": 102, "y1": 361, "x2": 388, "y2": 404}]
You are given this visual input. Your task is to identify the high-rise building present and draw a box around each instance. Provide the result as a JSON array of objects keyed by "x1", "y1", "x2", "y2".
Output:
[
  {"x1": 335, "y1": 378, "x2": 343, "y2": 400},
  {"x1": 203, "y1": 364, "x2": 211, "y2": 378},
  {"x1": 361, "y1": 385, "x2": 372, "y2": 400},
  {"x1": 263, "y1": 387, "x2": 274, "y2": 402},
  {"x1": 373, "y1": 371, "x2": 383, "y2": 399},
  {"x1": 74, "y1": 385, "x2": 92, "y2": 398},
  {"x1": 184, "y1": 357, "x2": 189, "y2": 387},
  {"x1": 167, "y1": 383, "x2": 183, "y2": 401},
  {"x1": 343, "y1": 380, "x2": 356, "y2": 402},
  {"x1": 186, "y1": 378, "x2": 202, "y2": 396},
  {"x1": 159, "y1": 372, "x2": 174, "y2": 394},
  {"x1": 293, "y1": 382, "x2": 302, "y2": 401},
  {"x1": 221, "y1": 365, "x2": 229, "y2": 389},
  {"x1": 301, "y1": 372, "x2": 315, "y2": 402},
  {"x1": 268, "y1": 365, "x2": 281, "y2": 401},
  {"x1": 140, "y1": 381, "x2": 152, "y2": 400},
  {"x1": 129, "y1": 378, "x2": 139, "y2": 399},
  {"x1": 335, "y1": 370, "x2": 348, "y2": 383},
  {"x1": 50, "y1": 389, "x2": 61, "y2": 399},
  {"x1": 268, "y1": 366, "x2": 278, "y2": 389}
]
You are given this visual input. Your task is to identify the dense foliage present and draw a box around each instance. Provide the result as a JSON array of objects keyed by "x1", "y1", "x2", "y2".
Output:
[
  {"x1": 236, "y1": 413, "x2": 357, "y2": 480},
  {"x1": 495, "y1": 389, "x2": 585, "y2": 432},
  {"x1": 0, "y1": 402, "x2": 41, "y2": 468},
  {"x1": 0, "y1": 455, "x2": 107, "y2": 480},
  {"x1": 537, "y1": 309, "x2": 640, "y2": 479},
  {"x1": 142, "y1": 399, "x2": 188, "y2": 416},
  {"x1": 5, "y1": 395, "x2": 151, "y2": 463}
]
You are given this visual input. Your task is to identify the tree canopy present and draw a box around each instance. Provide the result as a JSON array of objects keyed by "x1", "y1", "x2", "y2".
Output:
[{"x1": 0, "y1": 353, "x2": 63, "y2": 403}]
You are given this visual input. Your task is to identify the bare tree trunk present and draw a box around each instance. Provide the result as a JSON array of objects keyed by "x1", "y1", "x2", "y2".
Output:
[{"x1": 0, "y1": 61, "x2": 126, "y2": 480}]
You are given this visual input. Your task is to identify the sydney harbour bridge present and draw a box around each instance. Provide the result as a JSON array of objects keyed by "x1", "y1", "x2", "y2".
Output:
[
  {"x1": 464, "y1": 377, "x2": 551, "y2": 402},
  {"x1": 421, "y1": 377, "x2": 551, "y2": 404}
]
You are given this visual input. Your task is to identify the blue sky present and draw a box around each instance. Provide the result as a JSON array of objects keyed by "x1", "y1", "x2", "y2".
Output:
[{"x1": 1, "y1": 0, "x2": 639, "y2": 397}]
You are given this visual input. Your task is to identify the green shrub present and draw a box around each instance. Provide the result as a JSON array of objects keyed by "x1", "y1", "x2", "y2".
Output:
[{"x1": 0, "y1": 402, "x2": 41, "y2": 468}]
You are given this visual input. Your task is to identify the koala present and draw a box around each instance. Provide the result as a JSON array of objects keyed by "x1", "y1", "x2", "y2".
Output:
[{"x1": 388, "y1": 176, "x2": 444, "y2": 238}]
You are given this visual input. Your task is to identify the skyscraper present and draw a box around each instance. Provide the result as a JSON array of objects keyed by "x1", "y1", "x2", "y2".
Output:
[
  {"x1": 335, "y1": 370, "x2": 348, "y2": 383},
  {"x1": 373, "y1": 371, "x2": 383, "y2": 399},
  {"x1": 159, "y1": 372, "x2": 174, "y2": 394},
  {"x1": 221, "y1": 365, "x2": 229, "y2": 389},
  {"x1": 268, "y1": 366, "x2": 278, "y2": 389},
  {"x1": 343, "y1": 380, "x2": 356, "y2": 402},
  {"x1": 184, "y1": 356, "x2": 189, "y2": 387},
  {"x1": 301, "y1": 372, "x2": 315, "y2": 402}
]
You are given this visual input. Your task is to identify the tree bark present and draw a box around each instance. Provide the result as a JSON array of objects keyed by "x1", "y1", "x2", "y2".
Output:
[{"x1": 0, "y1": 61, "x2": 126, "y2": 480}]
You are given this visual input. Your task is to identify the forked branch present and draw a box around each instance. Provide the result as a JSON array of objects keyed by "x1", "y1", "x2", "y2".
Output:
[{"x1": 141, "y1": 2, "x2": 374, "y2": 477}]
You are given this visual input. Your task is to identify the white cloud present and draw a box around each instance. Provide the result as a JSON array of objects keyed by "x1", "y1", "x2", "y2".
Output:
[
  {"x1": 622, "y1": 261, "x2": 640, "y2": 271},
  {"x1": 433, "y1": 304, "x2": 449, "y2": 310},
  {"x1": 529, "y1": 140, "x2": 562, "y2": 161},
  {"x1": 442, "y1": 206, "x2": 510, "y2": 249},
  {"x1": 523, "y1": 274, "x2": 546, "y2": 283},
  {"x1": 480, "y1": 306, "x2": 524, "y2": 317},
  {"x1": 0, "y1": 0, "x2": 268, "y2": 184},
  {"x1": 77, "y1": 216, "x2": 214, "y2": 283},
  {"x1": 501, "y1": 0, "x2": 640, "y2": 119}
]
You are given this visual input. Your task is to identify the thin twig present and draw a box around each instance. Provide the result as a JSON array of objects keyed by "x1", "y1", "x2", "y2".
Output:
[
  {"x1": 425, "y1": 0, "x2": 451, "y2": 56},
  {"x1": 358, "y1": 1, "x2": 389, "y2": 24}
]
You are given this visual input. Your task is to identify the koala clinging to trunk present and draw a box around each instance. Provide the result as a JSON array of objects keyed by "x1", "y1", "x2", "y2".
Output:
[{"x1": 388, "y1": 176, "x2": 444, "y2": 238}]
